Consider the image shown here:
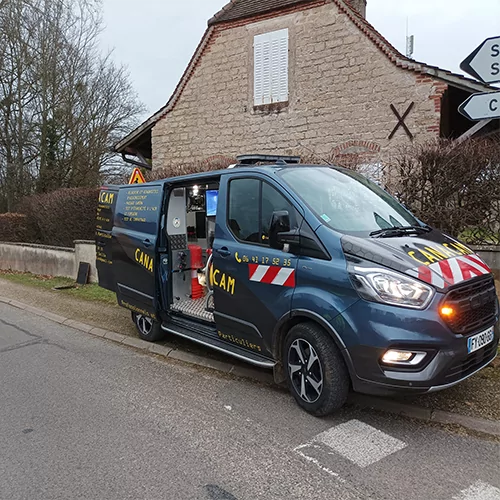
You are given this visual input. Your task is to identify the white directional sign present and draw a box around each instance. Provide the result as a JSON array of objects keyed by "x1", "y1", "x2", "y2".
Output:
[
  {"x1": 460, "y1": 36, "x2": 500, "y2": 84},
  {"x1": 458, "y1": 91, "x2": 500, "y2": 121}
]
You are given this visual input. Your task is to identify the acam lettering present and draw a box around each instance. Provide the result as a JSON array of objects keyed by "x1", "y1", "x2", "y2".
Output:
[
  {"x1": 135, "y1": 248, "x2": 154, "y2": 273},
  {"x1": 99, "y1": 191, "x2": 115, "y2": 204},
  {"x1": 210, "y1": 267, "x2": 236, "y2": 295}
]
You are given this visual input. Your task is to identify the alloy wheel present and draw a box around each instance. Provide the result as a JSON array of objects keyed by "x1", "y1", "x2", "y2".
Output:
[
  {"x1": 288, "y1": 338, "x2": 324, "y2": 403},
  {"x1": 136, "y1": 315, "x2": 153, "y2": 336}
]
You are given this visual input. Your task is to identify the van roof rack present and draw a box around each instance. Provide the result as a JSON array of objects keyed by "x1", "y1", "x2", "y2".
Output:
[{"x1": 236, "y1": 154, "x2": 301, "y2": 165}]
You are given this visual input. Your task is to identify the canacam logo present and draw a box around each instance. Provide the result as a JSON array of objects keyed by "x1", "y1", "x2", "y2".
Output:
[
  {"x1": 135, "y1": 248, "x2": 153, "y2": 273},
  {"x1": 99, "y1": 191, "x2": 115, "y2": 204},
  {"x1": 210, "y1": 267, "x2": 236, "y2": 295},
  {"x1": 407, "y1": 241, "x2": 473, "y2": 266}
]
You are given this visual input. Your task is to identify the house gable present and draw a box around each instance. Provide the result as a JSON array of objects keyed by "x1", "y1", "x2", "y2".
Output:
[{"x1": 115, "y1": 0, "x2": 494, "y2": 161}]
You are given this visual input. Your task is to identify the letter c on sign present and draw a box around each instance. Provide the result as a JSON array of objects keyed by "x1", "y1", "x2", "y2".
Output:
[
  {"x1": 135, "y1": 249, "x2": 140, "y2": 262},
  {"x1": 213, "y1": 269, "x2": 220, "y2": 286},
  {"x1": 490, "y1": 99, "x2": 498, "y2": 112}
]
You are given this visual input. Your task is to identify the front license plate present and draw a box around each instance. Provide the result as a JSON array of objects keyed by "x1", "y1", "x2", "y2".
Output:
[{"x1": 467, "y1": 326, "x2": 495, "y2": 354}]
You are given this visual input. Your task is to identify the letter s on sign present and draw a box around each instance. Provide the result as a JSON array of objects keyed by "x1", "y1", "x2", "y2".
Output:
[{"x1": 492, "y1": 44, "x2": 500, "y2": 58}]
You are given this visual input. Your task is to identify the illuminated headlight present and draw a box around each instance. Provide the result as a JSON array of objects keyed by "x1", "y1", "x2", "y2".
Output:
[
  {"x1": 381, "y1": 350, "x2": 427, "y2": 366},
  {"x1": 349, "y1": 265, "x2": 434, "y2": 309}
]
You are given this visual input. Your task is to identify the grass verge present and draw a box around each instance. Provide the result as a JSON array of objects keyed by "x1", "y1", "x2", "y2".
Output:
[{"x1": 0, "y1": 270, "x2": 117, "y2": 305}]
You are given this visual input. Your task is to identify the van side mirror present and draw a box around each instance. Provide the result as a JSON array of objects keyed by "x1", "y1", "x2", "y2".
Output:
[{"x1": 269, "y1": 210, "x2": 300, "y2": 250}]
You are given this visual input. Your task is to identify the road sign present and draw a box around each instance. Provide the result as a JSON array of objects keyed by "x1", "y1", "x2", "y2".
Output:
[
  {"x1": 128, "y1": 167, "x2": 146, "y2": 184},
  {"x1": 460, "y1": 36, "x2": 500, "y2": 84},
  {"x1": 458, "y1": 91, "x2": 500, "y2": 121}
]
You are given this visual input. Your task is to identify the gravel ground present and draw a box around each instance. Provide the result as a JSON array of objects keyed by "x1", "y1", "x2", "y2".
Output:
[{"x1": 1, "y1": 277, "x2": 499, "y2": 422}]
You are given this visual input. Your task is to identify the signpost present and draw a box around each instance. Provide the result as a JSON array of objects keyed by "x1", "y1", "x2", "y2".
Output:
[
  {"x1": 128, "y1": 167, "x2": 146, "y2": 185},
  {"x1": 460, "y1": 36, "x2": 500, "y2": 84},
  {"x1": 458, "y1": 91, "x2": 500, "y2": 121},
  {"x1": 458, "y1": 36, "x2": 500, "y2": 122}
]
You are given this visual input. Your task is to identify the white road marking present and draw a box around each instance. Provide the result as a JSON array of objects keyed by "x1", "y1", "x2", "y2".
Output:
[
  {"x1": 314, "y1": 419, "x2": 407, "y2": 468},
  {"x1": 293, "y1": 444, "x2": 344, "y2": 482},
  {"x1": 453, "y1": 481, "x2": 500, "y2": 500}
]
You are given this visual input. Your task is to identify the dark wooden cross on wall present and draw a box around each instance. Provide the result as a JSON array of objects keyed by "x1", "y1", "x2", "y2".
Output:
[{"x1": 388, "y1": 102, "x2": 415, "y2": 140}]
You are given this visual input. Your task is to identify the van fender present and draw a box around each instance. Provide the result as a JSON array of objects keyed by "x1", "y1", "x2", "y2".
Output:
[{"x1": 272, "y1": 308, "x2": 356, "y2": 384}]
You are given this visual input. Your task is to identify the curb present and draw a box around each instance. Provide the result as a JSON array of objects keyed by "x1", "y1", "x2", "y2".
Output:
[{"x1": 1, "y1": 295, "x2": 499, "y2": 439}]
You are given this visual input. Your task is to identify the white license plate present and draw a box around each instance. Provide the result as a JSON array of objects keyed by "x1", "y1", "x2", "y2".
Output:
[{"x1": 467, "y1": 326, "x2": 495, "y2": 354}]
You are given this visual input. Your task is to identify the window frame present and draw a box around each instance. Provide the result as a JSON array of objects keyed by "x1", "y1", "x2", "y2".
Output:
[{"x1": 226, "y1": 177, "x2": 298, "y2": 248}]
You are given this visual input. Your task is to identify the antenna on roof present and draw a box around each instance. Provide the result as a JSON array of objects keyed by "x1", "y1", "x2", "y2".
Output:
[{"x1": 406, "y1": 17, "x2": 414, "y2": 59}]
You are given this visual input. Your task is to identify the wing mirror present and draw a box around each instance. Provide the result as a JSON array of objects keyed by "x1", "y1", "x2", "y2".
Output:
[{"x1": 269, "y1": 210, "x2": 300, "y2": 250}]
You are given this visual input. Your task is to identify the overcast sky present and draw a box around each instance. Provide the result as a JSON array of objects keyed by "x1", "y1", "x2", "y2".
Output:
[{"x1": 100, "y1": 0, "x2": 500, "y2": 118}]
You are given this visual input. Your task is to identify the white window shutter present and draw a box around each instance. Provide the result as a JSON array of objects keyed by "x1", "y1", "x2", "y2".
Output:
[
  {"x1": 254, "y1": 36, "x2": 264, "y2": 106},
  {"x1": 262, "y1": 37, "x2": 271, "y2": 104},
  {"x1": 278, "y1": 32, "x2": 289, "y2": 103},
  {"x1": 254, "y1": 29, "x2": 288, "y2": 106}
]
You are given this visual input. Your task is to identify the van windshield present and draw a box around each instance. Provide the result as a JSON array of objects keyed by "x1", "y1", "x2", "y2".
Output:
[{"x1": 280, "y1": 167, "x2": 419, "y2": 236}]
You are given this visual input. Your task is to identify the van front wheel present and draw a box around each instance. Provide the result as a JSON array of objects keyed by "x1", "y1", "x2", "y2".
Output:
[
  {"x1": 284, "y1": 322, "x2": 349, "y2": 416},
  {"x1": 132, "y1": 312, "x2": 165, "y2": 342}
]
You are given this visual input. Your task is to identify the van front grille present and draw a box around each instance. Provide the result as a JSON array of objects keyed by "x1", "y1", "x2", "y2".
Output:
[{"x1": 442, "y1": 277, "x2": 498, "y2": 335}]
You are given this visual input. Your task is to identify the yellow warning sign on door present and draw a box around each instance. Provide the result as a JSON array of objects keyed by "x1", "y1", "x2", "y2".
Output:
[{"x1": 128, "y1": 168, "x2": 146, "y2": 185}]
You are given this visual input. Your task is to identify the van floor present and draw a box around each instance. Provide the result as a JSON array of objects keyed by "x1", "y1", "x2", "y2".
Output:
[{"x1": 171, "y1": 297, "x2": 214, "y2": 323}]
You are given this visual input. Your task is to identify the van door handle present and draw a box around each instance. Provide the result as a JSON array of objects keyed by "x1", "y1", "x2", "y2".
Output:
[
  {"x1": 143, "y1": 239, "x2": 152, "y2": 248},
  {"x1": 215, "y1": 247, "x2": 231, "y2": 258}
]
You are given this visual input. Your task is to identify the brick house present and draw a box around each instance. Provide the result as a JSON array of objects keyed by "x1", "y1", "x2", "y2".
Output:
[{"x1": 115, "y1": 0, "x2": 496, "y2": 172}]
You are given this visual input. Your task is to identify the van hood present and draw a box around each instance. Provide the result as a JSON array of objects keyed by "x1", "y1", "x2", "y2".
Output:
[{"x1": 341, "y1": 229, "x2": 492, "y2": 290}]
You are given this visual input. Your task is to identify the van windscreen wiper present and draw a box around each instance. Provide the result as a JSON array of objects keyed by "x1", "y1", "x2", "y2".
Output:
[{"x1": 369, "y1": 225, "x2": 432, "y2": 238}]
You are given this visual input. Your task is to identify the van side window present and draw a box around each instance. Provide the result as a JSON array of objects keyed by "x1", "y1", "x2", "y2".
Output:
[
  {"x1": 228, "y1": 179, "x2": 260, "y2": 243},
  {"x1": 228, "y1": 179, "x2": 298, "y2": 246}
]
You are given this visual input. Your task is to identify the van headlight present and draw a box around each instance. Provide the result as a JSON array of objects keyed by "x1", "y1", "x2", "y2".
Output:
[{"x1": 349, "y1": 265, "x2": 434, "y2": 309}]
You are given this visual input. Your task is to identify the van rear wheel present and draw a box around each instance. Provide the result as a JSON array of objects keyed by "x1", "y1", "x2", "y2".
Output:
[
  {"x1": 284, "y1": 322, "x2": 349, "y2": 416},
  {"x1": 132, "y1": 312, "x2": 165, "y2": 342}
]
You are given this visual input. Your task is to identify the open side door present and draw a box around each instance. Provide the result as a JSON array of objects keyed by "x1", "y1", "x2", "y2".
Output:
[
  {"x1": 112, "y1": 183, "x2": 165, "y2": 320},
  {"x1": 96, "y1": 186, "x2": 119, "y2": 292}
]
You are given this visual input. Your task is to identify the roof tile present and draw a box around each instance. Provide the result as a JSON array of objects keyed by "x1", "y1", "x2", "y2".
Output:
[{"x1": 209, "y1": 0, "x2": 320, "y2": 25}]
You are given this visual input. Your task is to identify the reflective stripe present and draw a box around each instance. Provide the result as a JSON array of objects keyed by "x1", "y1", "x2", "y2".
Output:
[
  {"x1": 273, "y1": 267, "x2": 295, "y2": 286},
  {"x1": 248, "y1": 264, "x2": 296, "y2": 287},
  {"x1": 448, "y1": 257, "x2": 463, "y2": 285},
  {"x1": 250, "y1": 265, "x2": 270, "y2": 282},
  {"x1": 428, "y1": 263, "x2": 446, "y2": 289}
]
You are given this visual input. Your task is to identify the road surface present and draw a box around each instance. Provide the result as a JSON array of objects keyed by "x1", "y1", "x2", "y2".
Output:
[{"x1": 0, "y1": 302, "x2": 499, "y2": 500}]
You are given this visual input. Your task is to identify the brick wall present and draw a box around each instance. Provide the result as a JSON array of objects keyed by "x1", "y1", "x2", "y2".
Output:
[{"x1": 152, "y1": 2, "x2": 444, "y2": 170}]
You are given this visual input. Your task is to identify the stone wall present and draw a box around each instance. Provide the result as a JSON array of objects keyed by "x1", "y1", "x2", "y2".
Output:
[
  {"x1": 152, "y1": 2, "x2": 443, "y2": 170},
  {"x1": 0, "y1": 241, "x2": 98, "y2": 283},
  {"x1": 473, "y1": 246, "x2": 500, "y2": 281}
]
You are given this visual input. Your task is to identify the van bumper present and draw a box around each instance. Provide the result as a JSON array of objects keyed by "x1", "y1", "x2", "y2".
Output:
[
  {"x1": 349, "y1": 346, "x2": 498, "y2": 396},
  {"x1": 339, "y1": 298, "x2": 500, "y2": 397},
  {"x1": 351, "y1": 338, "x2": 499, "y2": 396}
]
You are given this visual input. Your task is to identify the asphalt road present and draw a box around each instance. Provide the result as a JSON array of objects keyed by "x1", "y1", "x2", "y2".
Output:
[{"x1": 1, "y1": 302, "x2": 499, "y2": 500}]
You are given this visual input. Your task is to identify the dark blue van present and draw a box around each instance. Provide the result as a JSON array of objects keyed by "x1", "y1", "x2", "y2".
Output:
[{"x1": 96, "y1": 158, "x2": 499, "y2": 416}]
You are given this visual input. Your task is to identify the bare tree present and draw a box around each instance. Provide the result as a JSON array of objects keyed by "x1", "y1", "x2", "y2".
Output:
[
  {"x1": 393, "y1": 138, "x2": 500, "y2": 243},
  {"x1": 0, "y1": 0, "x2": 145, "y2": 211}
]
